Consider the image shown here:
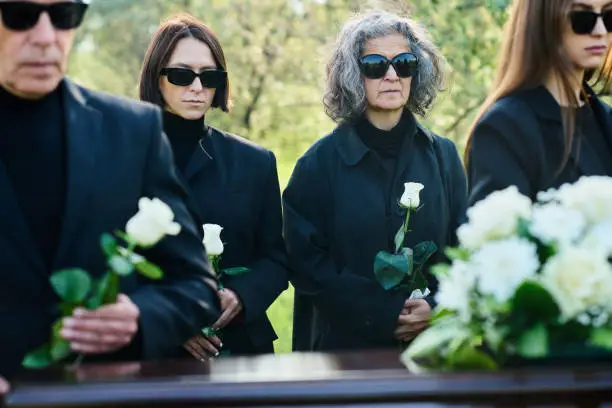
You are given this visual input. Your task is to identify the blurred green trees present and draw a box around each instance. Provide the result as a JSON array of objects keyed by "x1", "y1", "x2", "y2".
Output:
[{"x1": 68, "y1": 0, "x2": 510, "y2": 353}]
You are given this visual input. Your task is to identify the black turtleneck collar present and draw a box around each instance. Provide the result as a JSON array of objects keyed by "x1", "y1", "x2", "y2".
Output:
[
  {"x1": 162, "y1": 111, "x2": 207, "y2": 172},
  {"x1": 355, "y1": 110, "x2": 416, "y2": 158},
  {"x1": 0, "y1": 83, "x2": 62, "y2": 111}
]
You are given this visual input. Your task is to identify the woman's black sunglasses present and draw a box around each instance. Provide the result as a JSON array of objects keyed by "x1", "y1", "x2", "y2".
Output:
[
  {"x1": 570, "y1": 9, "x2": 612, "y2": 35},
  {"x1": 160, "y1": 68, "x2": 227, "y2": 89},
  {"x1": 358, "y1": 52, "x2": 418, "y2": 79},
  {"x1": 0, "y1": 1, "x2": 89, "y2": 31}
]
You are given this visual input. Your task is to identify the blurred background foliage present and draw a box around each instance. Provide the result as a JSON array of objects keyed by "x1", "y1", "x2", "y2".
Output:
[{"x1": 69, "y1": 0, "x2": 511, "y2": 353}]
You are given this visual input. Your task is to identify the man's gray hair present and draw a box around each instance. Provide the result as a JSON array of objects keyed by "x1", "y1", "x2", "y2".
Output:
[{"x1": 323, "y1": 10, "x2": 447, "y2": 123}]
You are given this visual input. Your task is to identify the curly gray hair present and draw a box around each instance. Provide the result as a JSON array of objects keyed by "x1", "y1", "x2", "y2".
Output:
[{"x1": 324, "y1": 10, "x2": 447, "y2": 123}]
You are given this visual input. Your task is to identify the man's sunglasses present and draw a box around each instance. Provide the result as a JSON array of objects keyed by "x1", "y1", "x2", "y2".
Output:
[
  {"x1": 358, "y1": 52, "x2": 418, "y2": 79},
  {"x1": 160, "y1": 68, "x2": 227, "y2": 88},
  {"x1": 0, "y1": 1, "x2": 89, "y2": 31},
  {"x1": 570, "y1": 9, "x2": 612, "y2": 35}
]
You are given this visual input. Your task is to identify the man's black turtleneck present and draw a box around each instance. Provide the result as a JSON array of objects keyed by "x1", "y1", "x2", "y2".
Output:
[
  {"x1": 0, "y1": 84, "x2": 66, "y2": 270},
  {"x1": 162, "y1": 111, "x2": 206, "y2": 172}
]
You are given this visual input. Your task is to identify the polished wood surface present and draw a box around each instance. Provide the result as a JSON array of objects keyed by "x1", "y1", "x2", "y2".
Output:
[{"x1": 4, "y1": 350, "x2": 612, "y2": 407}]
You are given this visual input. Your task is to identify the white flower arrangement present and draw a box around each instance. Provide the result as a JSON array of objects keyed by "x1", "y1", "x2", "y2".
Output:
[{"x1": 402, "y1": 176, "x2": 612, "y2": 371}]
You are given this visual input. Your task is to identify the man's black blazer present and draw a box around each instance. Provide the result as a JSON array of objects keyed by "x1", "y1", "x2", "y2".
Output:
[{"x1": 0, "y1": 79, "x2": 220, "y2": 379}]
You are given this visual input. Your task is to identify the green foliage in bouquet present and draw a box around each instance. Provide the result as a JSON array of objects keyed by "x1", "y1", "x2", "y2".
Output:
[
  {"x1": 374, "y1": 183, "x2": 436, "y2": 298},
  {"x1": 22, "y1": 198, "x2": 180, "y2": 368},
  {"x1": 403, "y1": 178, "x2": 612, "y2": 371}
]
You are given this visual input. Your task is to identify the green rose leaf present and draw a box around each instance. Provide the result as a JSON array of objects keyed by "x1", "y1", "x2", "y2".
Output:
[
  {"x1": 103, "y1": 273, "x2": 120, "y2": 304},
  {"x1": 50, "y1": 339, "x2": 72, "y2": 361},
  {"x1": 86, "y1": 272, "x2": 112, "y2": 309},
  {"x1": 403, "y1": 317, "x2": 467, "y2": 360},
  {"x1": 394, "y1": 223, "x2": 408, "y2": 253},
  {"x1": 22, "y1": 344, "x2": 52, "y2": 369},
  {"x1": 135, "y1": 260, "x2": 164, "y2": 280},
  {"x1": 410, "y1": 270, "x2": 428, "y2": 293},
  {"x1": 114, "y1": 229, "x2": 135, "y2": 247},
  {"x1": 49, "y1": 319, "x2": 71, "y2": 361},
  {"x1": 590, "y1": 327, "x2": 612, "y2": 349},
  {"x1": 430, "y1": 263, "x2": 451, "y2": 279},
  {"x1": 50, "y1": 268, "x2": 92, "y2": 303},
  {"x1": 202, "y1": 327, "x2": 216, "y2": 337},
  {"x1": 517, "y1": 323, "x2": 549, "y2": 358},
  {"x1": 448, "y1": 342, "x2": 498, "y2": 370},
  {"x1": 413, "y1": 241, "x2": 437, "y2": 268},
  {"x1": 222, "y1": 267, "x2": 250, "y2": 276},
  {"x1": 516, "y1": 217, "x2": 531, "y2": 240},
  {"x1": 374, "y1": 249, "x2": 413, "y2": 290},
  {"x1": 512, "y1": 281, "x2": 560, "y2": 322},
  {"x1": 444, "y1": 247, "x2": 470, "y2": 261},
  {"x1": 108, "y1": 255, "x2": 134, "y2": 276},
  {"x1": 100, "y1": 233, "x2": 118, "y2": 258},
  {"x1": 430, "y1": 308, "x2": 454, "y2": 323}
]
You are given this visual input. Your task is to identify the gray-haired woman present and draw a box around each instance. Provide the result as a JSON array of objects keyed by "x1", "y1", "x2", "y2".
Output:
[{"x1": 283, "y1": 11, "x2": 468, "y2": 351}]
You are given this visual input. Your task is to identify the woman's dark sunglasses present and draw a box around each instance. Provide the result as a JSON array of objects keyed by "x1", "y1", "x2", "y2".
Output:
[
  {"x1": 0, "y1": 1, "x2": 89, "y2": 31},
  {"x1": 570, "y1": 9, "x2": 612, "y2": 35},
  {"x1": 160, "y1": 68, "x2": 227, "y2": 88},
  {"x1": 358, "y1": 52, "x2": 418, "y2": 79}
]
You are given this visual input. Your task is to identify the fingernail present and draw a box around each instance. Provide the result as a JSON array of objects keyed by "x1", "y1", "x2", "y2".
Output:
[
  {"x1": 74, "y1": 308, "x2": 86, "y2": 316},
  {"x1": 63, "y1": 318, "x2": 75, "y2": 327},
  {"x1": 60, "y1": 328, "x2": 72, "y2": 338},
  {"x1": 214, "y1": 351, "x2": 219, "y2": 357},
  {"x1": 199, "y1": 357, "x2": 206, "y2": 362},
  {"x1": 219, "y1": 342, "x2": 223, "y2": 348}
]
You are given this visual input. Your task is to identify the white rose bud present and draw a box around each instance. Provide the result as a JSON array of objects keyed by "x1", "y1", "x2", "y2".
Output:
[
  {"x1": 125, "y1": 197, "x2": 181, "y2": 247},
  {"x1": 400, "y1": 182, "x2": 424, "y2": 209},
  {"x1": 203, "y1": 224, "x2": 224, "y2": 256}
]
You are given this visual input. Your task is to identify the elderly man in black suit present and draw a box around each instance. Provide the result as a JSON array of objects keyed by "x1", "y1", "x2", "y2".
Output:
[{"x1": 0, "y1": 0, "x2": 220, "y2": 385}]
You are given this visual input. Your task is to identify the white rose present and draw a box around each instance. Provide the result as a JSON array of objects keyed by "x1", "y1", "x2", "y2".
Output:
[
  {"x1": 457, "y1": 186, "x2": 532, "y2": 250},
  {"x1": 581, "y1": 219, "x2": 612, "y2": 257},
  {"x1": 541, "y1": 247, "x2": 612, "y2": 321},
  {"x1": 125, "y1": 197, "x2": 181, "y2": 247},
  {"x1": 435, "y1": 261, "x2": 475, "y2": 323},
  {"x1": 541, "y1": 176, "x2": 612, "y2": 224},
  {"x1": 203, "y1": 224, "x2": 224, "y2": 256},
  {"x1": 399, "y1": 182, "x2": 424, "y2": 209},
  {"x1": 529, "y1": 203, "x2": 585, "y2": 247},
  {"x1": 472, "y1": 237, "x2": 539, "y2": 303}
]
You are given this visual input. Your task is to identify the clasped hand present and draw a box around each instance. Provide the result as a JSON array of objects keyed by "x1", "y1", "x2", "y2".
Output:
[
  {"x1": 0, "y1": 376, "x2": 9, "y2": 396},
  {"x1": 60, "y1": 294, "x2": 140, "y2": 354},
  {"x1": 184, "y1": 288, "x2": 242, "y2": 361},
  {"x1": 395, "y1": 298, "x2": 432, "y2": 342}
]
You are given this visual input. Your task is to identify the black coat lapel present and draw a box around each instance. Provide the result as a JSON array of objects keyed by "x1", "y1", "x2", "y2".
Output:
[
  {"x1": 526, "y1": 86, "x2": 607, "y2": 177},
  {"x1": 53, "y1": 80, "x2": 102, "y2": 268},
  {"x1": 569, "y1": 92, "x2": 608, "y2": 176},
  {"x1": 184, "y1": 126, "x2": 214, "y2": 182},
  {"x1": 588, "y1": 94, "x2": 612, "y2": 174}
]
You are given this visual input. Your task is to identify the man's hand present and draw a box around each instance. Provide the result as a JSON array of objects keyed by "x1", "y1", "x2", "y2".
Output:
[
  {"x1": 211, "y1": 289, "x2": 243, "y2": 331},
  {"x1": 0, "y1": 376, "x2": 9, "y2": 396},
  {"x1": 184, "y1": 334, "x2": 223, "y2": 361},
  {"x1": 61, "y1": 294, "x2": 140, "y2": 354},
  {"x1": 394, "y1": 299, "x2": 432, "y2": 341}
]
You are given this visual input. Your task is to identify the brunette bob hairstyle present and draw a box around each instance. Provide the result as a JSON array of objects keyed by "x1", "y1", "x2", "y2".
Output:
[{"x1": 138, "y1": 13, "x2": 232, "y2": 112}]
